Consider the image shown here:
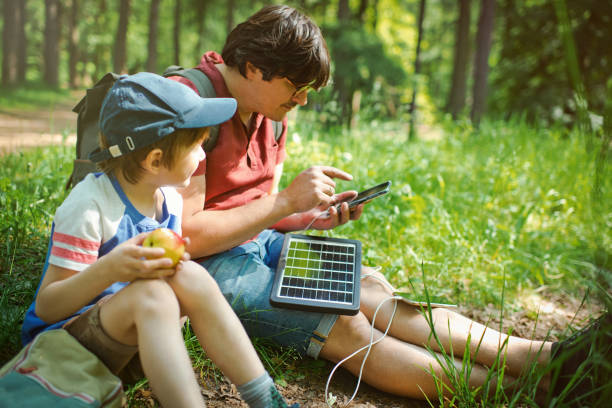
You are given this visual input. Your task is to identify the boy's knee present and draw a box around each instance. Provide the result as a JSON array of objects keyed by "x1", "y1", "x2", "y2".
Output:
[
  {"x1": 129, "y1": 279, "x2": 179, "y2": 317},
  {"x1": 168, "y1": 261, "x2": 220, "y2": 299}
]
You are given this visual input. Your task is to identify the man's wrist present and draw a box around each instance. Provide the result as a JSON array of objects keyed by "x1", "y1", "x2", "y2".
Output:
[{"x1": 274, "y1": 190, "x2": 295, "y2": 216}]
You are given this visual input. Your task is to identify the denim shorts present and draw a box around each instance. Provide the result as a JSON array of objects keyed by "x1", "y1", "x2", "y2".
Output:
[{"x1": 199, "y1": 229, "x2": 338, "y2": 358}]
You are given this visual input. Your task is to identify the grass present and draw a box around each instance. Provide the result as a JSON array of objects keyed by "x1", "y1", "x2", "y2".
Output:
[
  {"x1": 284, "y1": 117, "x2": 611, "y2": 309},
  {"x1": 0, "y1": 116, "x2": 610, "y2": 406},
  {"x1": 0, "y1": 82, "x2": 77, "y2": 111}
]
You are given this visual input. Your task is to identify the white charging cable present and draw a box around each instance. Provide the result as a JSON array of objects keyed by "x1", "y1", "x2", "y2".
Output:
[
  {"x1": 324, "y1": 271, "x2": 402, "y2": 407},
  {"x1": 302, "y1": 210, "x2": 329, "y2": 231},
  {"x1": 297, "y1": 212, "x2": 410, "y2": 406}
]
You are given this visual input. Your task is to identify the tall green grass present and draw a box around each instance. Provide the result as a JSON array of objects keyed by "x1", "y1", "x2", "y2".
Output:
[
  {"x1": 0, "y1": 146, "x2": 73, "y2": 362},
  {"x1": 285, "y1": 117, "x2": 611, "y2": 309},
  {"x1": 0, "y1": 118, "x2": 609, "y2": 406}
]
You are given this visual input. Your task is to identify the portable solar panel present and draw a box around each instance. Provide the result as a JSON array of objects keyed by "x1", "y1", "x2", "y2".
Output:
[{"x1": 270, "y1": 234, "x2": 361, "y2": 315}]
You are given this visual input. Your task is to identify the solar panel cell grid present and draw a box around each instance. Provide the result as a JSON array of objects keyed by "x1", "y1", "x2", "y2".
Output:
[{"x1": 271, "y1": 234, "x2": 361, "y2": 315}]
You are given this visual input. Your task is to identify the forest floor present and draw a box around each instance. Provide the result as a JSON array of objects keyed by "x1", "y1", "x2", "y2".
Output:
[
  {"x1": 0, "y1": 104, "x2": 604, "y2": 407},
  {"x1": 0, "y1": 98, "x2": 77, "y2": 155}
]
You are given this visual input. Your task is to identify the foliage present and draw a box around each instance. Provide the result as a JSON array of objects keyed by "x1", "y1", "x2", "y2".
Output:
[
  {"x1": 491, "y1": 0, "x2": 612, "y2": 125},
  {"x1": 0, "y1": 145, "x2": 73, "y2": 363},
  {"x1": 3, "y1": 0, "x2": 612, "y2": 126},
  {"x1": 306, "y1": 21, "x2": 407, "y2": 127}
]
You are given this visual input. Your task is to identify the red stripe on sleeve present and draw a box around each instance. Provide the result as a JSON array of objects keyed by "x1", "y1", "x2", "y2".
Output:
[
  {"x1": 53, "y1": 232, "x2": 100, "y2": 251},
  {"x1": 51, "y1": 246, "x2": 98, "y2": 264}
]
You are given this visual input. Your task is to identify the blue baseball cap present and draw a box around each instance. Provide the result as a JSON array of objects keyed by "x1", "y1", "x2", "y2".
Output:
[{"x1": 89, "y1": 72, "x2": 236, "y2": 163}]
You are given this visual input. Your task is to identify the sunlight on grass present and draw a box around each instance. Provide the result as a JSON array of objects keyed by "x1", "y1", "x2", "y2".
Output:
[
  {"x1": 286, "y1": 117, "x2": 610, "y2": 311},
  {"x1": 0, "y1": 83, "x2": 76, "y2": 111},
  {"x1": 0, "y1": 117, "x2": 609, "y2": 406}
]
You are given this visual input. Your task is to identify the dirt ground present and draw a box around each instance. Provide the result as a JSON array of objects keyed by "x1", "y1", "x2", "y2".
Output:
[
  {"x1": 129, "y1": 293, "x2": 601, "y2": 407},
  {"x1": 0, "y1": 105, "x2": 604, "y2": 407},
  {"x1": 0, "y1": 101, "x2": 77, "y2": 155}
]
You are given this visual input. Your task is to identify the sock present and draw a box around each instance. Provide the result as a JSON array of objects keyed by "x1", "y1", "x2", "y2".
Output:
[{"x1": 236, "y1": 373, "x2": 292, "y2": 408}]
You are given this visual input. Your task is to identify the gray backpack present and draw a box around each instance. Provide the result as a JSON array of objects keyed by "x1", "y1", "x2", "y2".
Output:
[{"x1": 67, "y1": 66, "x2": 283, "y2": 188}]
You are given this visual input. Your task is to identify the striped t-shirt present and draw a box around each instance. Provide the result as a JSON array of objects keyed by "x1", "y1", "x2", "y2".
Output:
[{"x1": 21, "y1": 172, "x2": 183, "y2": 344}]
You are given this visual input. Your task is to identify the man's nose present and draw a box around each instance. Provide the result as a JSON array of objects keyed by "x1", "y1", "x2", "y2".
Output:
[{"x1": 291, "y1": 90, "x2": 309, "y2": 106}]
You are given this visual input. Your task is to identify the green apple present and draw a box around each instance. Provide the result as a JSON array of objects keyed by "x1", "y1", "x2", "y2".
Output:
[{"x1": 142, "y1": 228, "x2": 185, "y2": 267}]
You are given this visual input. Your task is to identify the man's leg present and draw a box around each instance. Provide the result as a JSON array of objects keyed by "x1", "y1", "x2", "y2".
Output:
[
  {"x1": 99, "y1": 279, "x2": 206, "y2": 408},
  {"x1": 319, "y1": 311, "x2": 517, "y2": 398},
  {"x1": 357, "y1": 267, "x2": 552, "y2": 380}
]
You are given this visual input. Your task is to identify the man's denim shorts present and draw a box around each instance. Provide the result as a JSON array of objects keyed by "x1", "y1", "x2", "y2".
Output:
[{"x1": 199, "y1": 229, "x2": 338, "y2": 358}]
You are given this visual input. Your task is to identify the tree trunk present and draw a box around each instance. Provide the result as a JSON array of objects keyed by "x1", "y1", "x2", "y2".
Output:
[
  {"x1": 471, "y1": 0, "x2": 496, "y2": 126},
  {"x1": 68, "y1": 0, "x2": 80, "y2": 88},
  {"x1": 43, "y1": 0, "x2": 61, "y2": 87},
  {"x1": 337, "y1": 0, "x2": 350, "y2": 20},
  {"x1": 173, "y1": 0, "x2": 181, "y2": 64},
  {"x1": 226, "y1": 0, "x2": 235, "y2": 35},
  {"x1": 408, "y1": 0, "x2": 426, "y2": 140},
  {"x1": 336, "y1": 0, "x2": 352, "y2": 127},
  {"x1": 593, "y1": 79, "x2": 612, "y2": 202},
  {"x1": 2, "y1": 0, "x2": 19, "y2": 85},
  {"x1": 447, "y1": 0, "x2": 471, "y2": 119},
  {"x1": 114, "y1": 0, "x2": 131, "y2": 74},
  {"x1": 372, "y1": 0, "x2": 379, "y2": 29},
  {"x1": 195, "y1": 0, "x2": 208, "y2": 54},
  {"x1": 92, "y1": 0, "x2": 109, "y2": 81},
  {"x1": 17, "y1": 0, "x2": 27, "y2": 83},
  {"x1": 357, "y1": 0, "x2": 368, "y2": 23},
  {"x1": 146, "y1": 0, "x2": 161, "y2": 72}
]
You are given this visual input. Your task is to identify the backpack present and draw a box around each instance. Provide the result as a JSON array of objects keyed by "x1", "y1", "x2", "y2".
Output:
[
  {"x1": 0, "y1": 329, "x2": 124, "y2": 407},
  {"x1": 67, "y1": 66, "x2": 284, "y2": 189}
]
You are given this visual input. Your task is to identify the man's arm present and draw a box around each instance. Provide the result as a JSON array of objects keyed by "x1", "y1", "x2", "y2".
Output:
[
  {"x1": 180, "y1": 166, "x2": 353, "y2": 258},
  {"x1": 269, "y1": 164, "x2": 364, "y2": 232}
]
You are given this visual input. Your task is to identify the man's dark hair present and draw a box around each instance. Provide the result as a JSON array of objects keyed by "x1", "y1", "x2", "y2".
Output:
[{"x1": 222, "y1": 5, "x2": 330, "y2": 90}]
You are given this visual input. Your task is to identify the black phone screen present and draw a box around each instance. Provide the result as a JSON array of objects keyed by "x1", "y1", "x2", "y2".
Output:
[{"x1": 336, "y1": 181, "x2": 391, "y2": 210}]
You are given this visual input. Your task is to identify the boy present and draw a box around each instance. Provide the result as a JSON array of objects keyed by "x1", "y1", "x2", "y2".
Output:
[{"x1": 21, "y1": 73, "x2": 297, "y2": 408}]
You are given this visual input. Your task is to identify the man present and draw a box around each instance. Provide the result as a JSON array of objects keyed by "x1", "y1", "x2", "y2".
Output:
[{"x1": 174, "y1": 5, "x2": 605, "y2": 400}]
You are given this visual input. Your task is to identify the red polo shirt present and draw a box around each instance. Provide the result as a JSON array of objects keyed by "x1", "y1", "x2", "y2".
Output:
[{"x1": 169, "y1": 52, "x2": 287, "y2": 211}]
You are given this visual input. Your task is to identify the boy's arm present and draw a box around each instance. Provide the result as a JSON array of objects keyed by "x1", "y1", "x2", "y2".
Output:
[
  {"x1": 35, "y1": 233, "x2": 175, "y2": 324},
  {"x1": 180, "y1": 166, "x2": 354, "y2": 259}
]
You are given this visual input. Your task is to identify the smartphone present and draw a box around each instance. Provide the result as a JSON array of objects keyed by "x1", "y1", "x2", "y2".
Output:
[{"x1": 335, "y1": 181, "x2": 391, "y2": 212}]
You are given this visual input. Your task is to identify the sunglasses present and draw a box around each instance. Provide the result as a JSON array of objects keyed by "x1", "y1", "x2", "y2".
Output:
[{"x1": 286, "y1": 78, "x2": 315, "y2": 97}]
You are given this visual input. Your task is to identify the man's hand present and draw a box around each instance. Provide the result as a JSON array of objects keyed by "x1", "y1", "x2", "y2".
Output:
[
  {"x1": 102, "y1": 232, "x2": 188, "y2": 282},
  {"x1": 279, "y1": 166, "x2": 353, "y2": 214},
  {"x1": 305, "y1": 191, "x2": 365, "y2": 230}
]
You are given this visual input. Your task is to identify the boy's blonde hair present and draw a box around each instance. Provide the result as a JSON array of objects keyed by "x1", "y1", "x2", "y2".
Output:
[{"x1": 97, "y1": 127, "x2": 207, "y2": 184}]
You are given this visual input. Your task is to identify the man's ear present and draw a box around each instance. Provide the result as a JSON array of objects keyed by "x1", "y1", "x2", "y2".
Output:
[
  {"x1": 142, "y1": 148, "x2": 164, "y2": 174},
  {"x1": 245, "y1": 61, "x2": 260, "y2": 80}
]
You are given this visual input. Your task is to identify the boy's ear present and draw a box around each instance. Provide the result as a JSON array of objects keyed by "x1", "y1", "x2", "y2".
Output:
[{"x1": 142, "y1": 148, "x2": 164, "y2": 174}]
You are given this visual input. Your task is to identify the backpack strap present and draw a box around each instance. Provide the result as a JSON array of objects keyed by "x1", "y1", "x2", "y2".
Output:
[
  {"x1": 67, "y1": 72, "x2": 123, "y2": 189},
  {"x1": 163, "y1": 65, "x2": 284, "y2": 151},
  {"x1": 163, "y1": 66, "x2": 220, "y2": 152},
  {"x1": 272, "y1": 119, "x2": 284, "y2": 143}
]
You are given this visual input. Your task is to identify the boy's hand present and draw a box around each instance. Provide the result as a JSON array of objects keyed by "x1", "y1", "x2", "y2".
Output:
[{"x1": 102, "y1": 233, "x2": 183, "y2": 282}]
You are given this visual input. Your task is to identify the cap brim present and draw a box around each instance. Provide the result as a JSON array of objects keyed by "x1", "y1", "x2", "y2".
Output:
[{"x1": 178, "y1": 98, "x2": 237, "y2": 129}]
